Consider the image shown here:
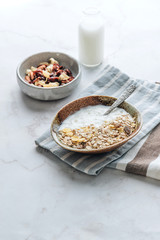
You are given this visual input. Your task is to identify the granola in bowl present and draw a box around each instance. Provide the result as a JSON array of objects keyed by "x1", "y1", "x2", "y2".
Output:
[{"x1": 58, "y1": 113, "x2": 136, "y2": 150}]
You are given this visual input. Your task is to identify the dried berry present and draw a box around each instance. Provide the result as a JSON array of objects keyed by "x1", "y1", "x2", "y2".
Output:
[
  {"x1": 65, "y1": 69, "x2": 72, "y2": 76},
  {"x1": 124, "y1": 126, "x2": 132, "y2": 135},
  {"x1": 52, "y1": 64, "x2": 59, "y2": 71},
  {"x1": 59, "y1": 65, "x2": 64, "y2": 69},
  {"x1": 68, "y1": 77, "x2": 74, "y2": 82},
  {"x1": 48, "y1": 77, "x2": 59, "y2": 82}
]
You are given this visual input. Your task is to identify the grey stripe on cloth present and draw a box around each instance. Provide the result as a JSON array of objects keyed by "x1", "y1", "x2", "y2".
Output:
[{"x1": 35, "y1": 65, "x2": 160, "y2": 176}]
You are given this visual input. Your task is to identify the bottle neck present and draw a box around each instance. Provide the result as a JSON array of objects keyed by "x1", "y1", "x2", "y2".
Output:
[
  {"x1": 80, "y1": 7, "x2": 103, "y2": 30},
  {"x1": 82, "y1": 7, "x2": 100, "y2": 17}
]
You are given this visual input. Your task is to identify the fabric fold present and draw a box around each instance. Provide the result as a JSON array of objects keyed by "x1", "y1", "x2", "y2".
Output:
[{"x1": 35, "y1": 65, "x2": 160, "y2": 180}]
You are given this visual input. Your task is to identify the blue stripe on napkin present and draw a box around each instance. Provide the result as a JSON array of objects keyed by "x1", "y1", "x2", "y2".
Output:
[{"x1": 35, "y1": 65, "x2": 160, "y2": 175}]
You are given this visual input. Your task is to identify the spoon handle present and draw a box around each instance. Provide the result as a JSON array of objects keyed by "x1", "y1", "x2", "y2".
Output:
[{"x1": 104, "y1": 84, "x2": 137, "y2": 116}]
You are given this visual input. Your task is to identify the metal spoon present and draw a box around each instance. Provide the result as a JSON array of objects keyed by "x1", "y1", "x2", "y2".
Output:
[{"x1": 104, "y1": 84, "x2": 137, "y2": 116}]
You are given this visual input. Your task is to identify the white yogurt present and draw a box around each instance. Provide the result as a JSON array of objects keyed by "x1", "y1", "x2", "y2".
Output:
[{"x1": 59, "y1": 105, "x2": 131, "y2": 130}]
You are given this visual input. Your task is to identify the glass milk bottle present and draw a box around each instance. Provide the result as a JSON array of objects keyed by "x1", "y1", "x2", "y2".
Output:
[{"x1": 78, "y1": 7, "x2": 105, "y2": 67}]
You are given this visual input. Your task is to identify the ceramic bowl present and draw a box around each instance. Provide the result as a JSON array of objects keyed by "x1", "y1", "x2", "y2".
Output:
[
  {"x1": 51, "y1": 95, "x2": 142, "y2": 154},
  {"x1": 16, "y1": 52, "x2": 81, "y2": 100}
]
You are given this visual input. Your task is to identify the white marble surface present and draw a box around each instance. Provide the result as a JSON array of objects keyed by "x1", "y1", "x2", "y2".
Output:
[{"x1": 1, "y1": 0, "x2": 160, "y2": 239}]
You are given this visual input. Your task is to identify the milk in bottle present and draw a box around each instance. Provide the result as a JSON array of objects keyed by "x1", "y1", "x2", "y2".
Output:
[{"x1": 79, "y1": 7, "x2": 105, "y2": 67}]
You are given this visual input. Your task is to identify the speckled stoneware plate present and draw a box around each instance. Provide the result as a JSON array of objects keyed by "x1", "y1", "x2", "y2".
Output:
[
  {"x1": 17, "y1": 52, "x2": 81, "y2": 101},
  {"x1": 51, "y1": 95, "x2": 142, "y2": 154}
]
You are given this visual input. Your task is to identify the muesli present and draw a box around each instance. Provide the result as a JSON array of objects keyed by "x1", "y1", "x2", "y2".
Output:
[{"x1": 58, "y1": 114, "x2": 136, "y2": 150}]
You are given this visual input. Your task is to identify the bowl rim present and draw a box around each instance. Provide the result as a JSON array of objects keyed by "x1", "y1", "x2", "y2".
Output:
[
  {"x1": 16, "y1": 51, "x2": 81, "y2": 90},
  {"x1": 50, "y1": 95, "x2": 143, "y2": 154}
]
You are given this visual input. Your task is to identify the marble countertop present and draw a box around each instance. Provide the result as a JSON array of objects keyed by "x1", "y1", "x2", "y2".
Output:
[{"x1": 1, "y1": 0, "x2": 160, "y2": 239}]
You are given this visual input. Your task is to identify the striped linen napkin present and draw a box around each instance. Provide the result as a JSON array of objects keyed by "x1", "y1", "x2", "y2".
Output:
[{"x1": 35, "y1": 65, "x2": 160, "y2": 180}]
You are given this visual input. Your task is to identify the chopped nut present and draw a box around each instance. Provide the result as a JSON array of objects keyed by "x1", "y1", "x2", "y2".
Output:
[
  {"x1": 25, "y1": 75, "x2": 31, "y2": 83},
  {"x1": 31, "y1": 66, "x2": 37, "y2": 71},
  {"x1": 46, "y1": 64, "x2": 53, "y2": 73},
  {"x1": 49, "y1": 57, "x2": 59, "y2": 65},
  {"x1": 26, "y1": 69, "x2": 31, "y2": 75},
  {"x1": 44, "y1": 82, "x2": 59, "y2": 88},
  {"x1": 37, "y1": 64, "x2": 46, "y2": 70},
  {"x1": 43, "y1": 70, "x2": 50, "y2": 78},
  {"x1": 59, "y1": 72, "x2": 70, "y2": 81},
  {"x1": 39, "y1": 62, "x2": 49, "y2": 66},
  {"x1": 37, "y1": 80, "x2": 45, "y2": 86}
]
